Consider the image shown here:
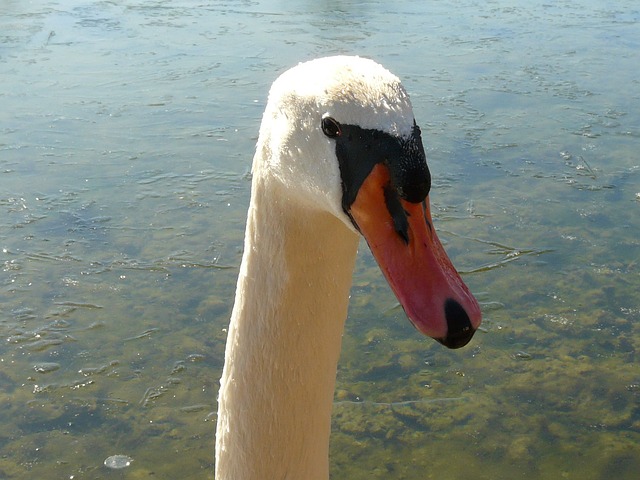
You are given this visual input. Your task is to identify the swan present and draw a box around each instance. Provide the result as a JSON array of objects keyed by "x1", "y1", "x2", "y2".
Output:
[{"x1": 215, "y1": 56, "x2": 481, "y2": 480}]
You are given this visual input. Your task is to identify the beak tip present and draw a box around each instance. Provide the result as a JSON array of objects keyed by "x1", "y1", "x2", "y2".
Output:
[
  {"x1": 437, "y1": 298, "x2": 480, "y2": 349},
  {"x1": 437, "y1": 328, "x2": 477, "y2": 349}
]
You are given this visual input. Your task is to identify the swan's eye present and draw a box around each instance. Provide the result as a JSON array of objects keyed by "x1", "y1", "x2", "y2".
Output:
[{"x1": 321, "y1": 117, "x2": 342, "y2": 138}]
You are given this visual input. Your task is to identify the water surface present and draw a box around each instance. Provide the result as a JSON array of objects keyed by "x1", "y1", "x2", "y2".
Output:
[{"x1": 1, "y1": 1, "x2": 639, "y2": 479}]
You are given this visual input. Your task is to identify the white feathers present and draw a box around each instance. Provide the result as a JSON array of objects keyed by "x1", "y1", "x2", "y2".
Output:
[
  {"x1": 253, "y1": 55, "x2": 415, "y2": 225},
  {"x1": 215, "y1": 56, "x2": 419, "y2": 480},
  {"x1": 268, "y1": 56, "x2": 414, "y2": 135}
]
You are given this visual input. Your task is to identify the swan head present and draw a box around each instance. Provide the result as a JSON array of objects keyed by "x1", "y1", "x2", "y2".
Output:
[{"x1": 255, "y1": 56, "x2": 481, "y2": 348}]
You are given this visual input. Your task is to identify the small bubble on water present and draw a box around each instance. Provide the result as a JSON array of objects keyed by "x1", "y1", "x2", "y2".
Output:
[{"x1": 104, "y1": 455, "x2": 133, "y2": 469}]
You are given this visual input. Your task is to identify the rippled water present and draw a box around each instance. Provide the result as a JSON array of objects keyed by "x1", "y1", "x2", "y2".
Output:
[{"x1": 1, "y1": 1, "x2": 639, "y2": 479}]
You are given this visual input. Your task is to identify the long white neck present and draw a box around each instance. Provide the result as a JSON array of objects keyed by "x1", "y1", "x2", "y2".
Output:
[{"x1": 215, "y1": 171, "x2": 360, "y2": 480}]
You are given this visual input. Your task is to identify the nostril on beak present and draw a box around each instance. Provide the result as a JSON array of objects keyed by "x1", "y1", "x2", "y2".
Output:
[{"x1": 438, "y1": 298, "x2": 476, "y2": 349}]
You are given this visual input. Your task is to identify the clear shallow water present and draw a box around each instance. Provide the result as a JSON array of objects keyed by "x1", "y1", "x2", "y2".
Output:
[{"x1": 1, "y1": 1, "x2": 639, "y2": 479}]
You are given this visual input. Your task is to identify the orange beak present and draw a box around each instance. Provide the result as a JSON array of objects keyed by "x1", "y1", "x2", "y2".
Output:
[{"x1": 349, "y1": 163, "x2": 481, "y2": 348}]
